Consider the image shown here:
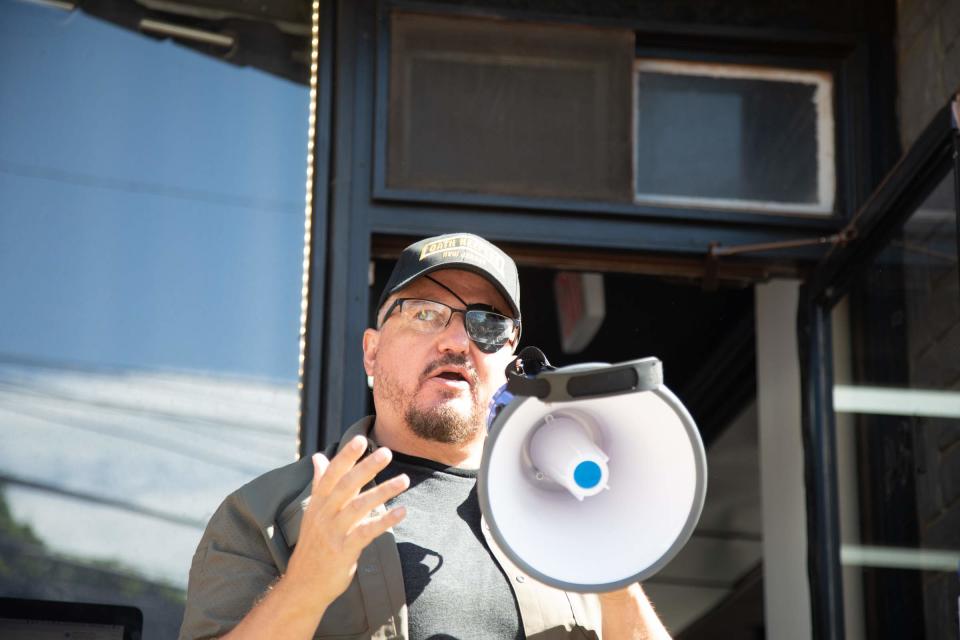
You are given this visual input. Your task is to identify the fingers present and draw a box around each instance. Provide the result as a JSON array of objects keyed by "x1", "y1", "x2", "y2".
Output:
[
  {"x1": 301, "y1": 442, "x2": 409, "y2": 569},
  {"x1": 310, "y1": 452, "x2": 330, "y2": 495},
  {"x1": 322, "y1": 446, "x2": 397, "y2": 515},
  {"x1": 346, "y1": 506, "x2": 407, "y2": 553},
  {"x1": 311, "y1": 435, "x2": 368, "y2": 499},
  {"x1": 337, "y1": 473, "x2": 410, "y2": 527}
]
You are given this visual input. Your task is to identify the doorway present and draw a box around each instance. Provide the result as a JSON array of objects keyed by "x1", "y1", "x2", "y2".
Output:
[{"x1": 369, "y1": 250, "x2": 766, "y2": 637}]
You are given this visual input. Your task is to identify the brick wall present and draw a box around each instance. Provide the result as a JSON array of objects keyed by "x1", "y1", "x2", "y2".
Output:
[
  {"x1": 897, "y1": 0, "x2": 960, "y2": 147},
  {"x1": 901, "y1": 155, "x2": 959, "y2": 636},
  {"x1": 897, "y1": 1, "x2": 960, "y2": 635}
]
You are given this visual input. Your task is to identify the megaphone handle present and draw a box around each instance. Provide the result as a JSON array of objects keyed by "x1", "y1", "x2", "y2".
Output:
[
  {"x1": 512, "y1": 346, "x2": 554, "y2": 376},
  {"x1": 504, "y1": 346, "x2": 555, "y2": 399}
]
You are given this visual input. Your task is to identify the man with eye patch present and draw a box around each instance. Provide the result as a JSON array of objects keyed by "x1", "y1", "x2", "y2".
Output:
[{"x1": 179, "y1": 233, "x2": 671, "y2": 640}]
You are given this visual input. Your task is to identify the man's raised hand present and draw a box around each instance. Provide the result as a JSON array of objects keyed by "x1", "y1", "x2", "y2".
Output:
[
  {"x1": 223, "y1": 435, "x2": 409, "y2": 639},
  {"x1": 285, "y1": 435, "x2": 409, "y2": 608}
]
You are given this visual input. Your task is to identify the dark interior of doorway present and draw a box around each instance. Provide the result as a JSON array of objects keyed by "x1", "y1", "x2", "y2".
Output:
[
  {"x1": 369, "y1": 259, "x2": 764, "y2": 638},
  {"x1": 517, "y1": 268, "x2": 756, "y2": 450}
]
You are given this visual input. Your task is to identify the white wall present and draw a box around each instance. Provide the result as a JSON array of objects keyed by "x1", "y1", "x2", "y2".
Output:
[{"x1": 755, "y1": 279, "x2": 813, "y2": 639}]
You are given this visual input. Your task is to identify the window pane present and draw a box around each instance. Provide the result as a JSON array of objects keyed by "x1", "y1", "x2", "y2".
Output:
[
  {"x1": 635, "y1": 60, "x2": 834, "y2": 215},
  {"x1": 387, "y1": 12, "x2": 634, "y2": 201},
  {"x1": 831, "y1": 173, "x2": 959, "y2": 638},
  {"x1": 0, "y1": 3, "x2": 307, "y2": 637}
]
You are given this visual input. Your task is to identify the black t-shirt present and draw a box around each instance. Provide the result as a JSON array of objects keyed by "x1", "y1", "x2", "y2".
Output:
[{"x1": 376, "y1": 452, "x2": 525, "y2": 640}]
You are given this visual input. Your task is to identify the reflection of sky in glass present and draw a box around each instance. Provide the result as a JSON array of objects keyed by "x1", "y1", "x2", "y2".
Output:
[
  {"x1": 636, "y1": 86, "x2": 742, "y2": 196},
  {"x1": 0, "y1": 2, "x2": 307, "y2": 626},
  {"x1": 0, "y1": 2, "x2": 308, "y2": 382},
  {"x1": 0, "y1": 363, "x2": 300, "y2": 586},
  {"x1": 634, "y1": 68, "x2": 824, "y2": 209}
]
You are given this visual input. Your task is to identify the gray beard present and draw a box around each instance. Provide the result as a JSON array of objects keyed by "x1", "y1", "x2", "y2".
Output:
[
  {"x1": 374, "y1": 352, "x2": 484, "y2": 445},
  {"x1": 405, "y1": 400, "x2": 482, "y2": 445}
]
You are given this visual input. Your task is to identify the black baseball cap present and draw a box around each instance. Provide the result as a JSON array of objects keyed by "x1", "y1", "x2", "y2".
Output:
[{"x1": 377, "y1": 233, "x2": 521, "y2": 320}]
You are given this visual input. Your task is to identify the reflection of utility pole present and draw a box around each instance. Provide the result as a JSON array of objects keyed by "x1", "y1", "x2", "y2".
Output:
[{"x1": 0, "y1": 473, "x2": 205, "y2": 529}]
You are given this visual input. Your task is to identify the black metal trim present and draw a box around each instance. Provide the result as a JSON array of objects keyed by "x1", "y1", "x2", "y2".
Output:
[
  {"x1": 299, "y1": 0, "x2": 337, "y2": 458},
  {"x1": 373, "y1": 185, "x2": 846, "y2": 230},
  {"x1": 373, "y1": 0, "x2": 391, "y2": 215},
  {"x1": 368, "y1": 205, "x2": 836, "y2": 261},
  {"x1": 804, "y1": 100, "x2": 956, "y2": 307},
  {"x1": 796, "y1": 290, "x2": 844, "y2": 640},
  {"x1": 316, "y1": 0, "x2": 380, "y2": 449},
  {"x1": 953, "y1": 106, "x2": 960, "y2": 296},
  {"x1": 389, "y1": 0, "x2": 860, "y2": 48}
]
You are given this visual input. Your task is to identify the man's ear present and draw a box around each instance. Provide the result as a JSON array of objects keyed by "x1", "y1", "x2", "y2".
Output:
[{"x1": 362, "y1": 328, "x2": 379, "y2": 376}]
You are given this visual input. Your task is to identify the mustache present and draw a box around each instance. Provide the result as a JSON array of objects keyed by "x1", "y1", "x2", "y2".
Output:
[{"x1": 420, "y1": 353, "x2": 479, "y2": 386}]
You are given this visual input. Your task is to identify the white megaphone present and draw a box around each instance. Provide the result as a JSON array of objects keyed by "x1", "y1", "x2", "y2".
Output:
[{"x1": 478, "y1": 347, "x2": 707, "y2": 593}]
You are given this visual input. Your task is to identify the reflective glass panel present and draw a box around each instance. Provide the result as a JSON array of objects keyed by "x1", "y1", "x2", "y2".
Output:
[
  {"x1": 635, "y1": 60, "x2": 835, "y2": 215},
  {"x1": 831, "y1": 172, "x2": 960, "y2": 638},
  {"x1": 0, "y1": 3, "x2": 307, "y2": 637}
]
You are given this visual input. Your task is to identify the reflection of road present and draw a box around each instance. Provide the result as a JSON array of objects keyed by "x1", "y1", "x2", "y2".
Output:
[{"x1": 0, "y1": 361, "x2": 299, "y2": 589}]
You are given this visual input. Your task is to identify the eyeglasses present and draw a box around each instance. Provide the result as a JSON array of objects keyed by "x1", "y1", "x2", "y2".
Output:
[{"x1": 380, "y1": 298, "x2": 520, "y2": 354}]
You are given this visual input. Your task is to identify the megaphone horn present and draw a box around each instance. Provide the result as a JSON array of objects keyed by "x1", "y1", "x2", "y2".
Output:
[{"x1": 479, "y1": 349, "x2": 707, "y2": 593}]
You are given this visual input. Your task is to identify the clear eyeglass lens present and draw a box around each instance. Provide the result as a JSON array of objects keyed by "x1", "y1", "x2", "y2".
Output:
[
  {"x1": 396, "y1": 300, "x2": 514, "y2": 349},
  {"x1": 401, "y1": 300, "x2": 451, "y2": 332}
]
